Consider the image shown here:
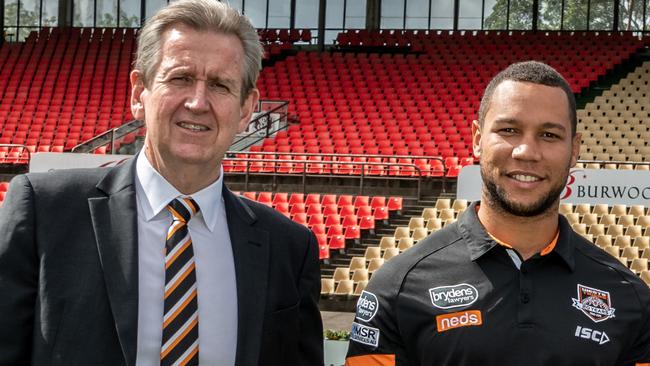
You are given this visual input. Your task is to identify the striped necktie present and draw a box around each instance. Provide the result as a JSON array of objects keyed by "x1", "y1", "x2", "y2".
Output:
[{"x1": 161, "y1": 197, "x2": 200, "y2": 366}]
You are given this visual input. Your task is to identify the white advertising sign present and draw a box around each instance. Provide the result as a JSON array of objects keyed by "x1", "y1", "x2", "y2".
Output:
[
  {"x1": 29, "y1": 152, "x2": 133, "y2": 173},
  {"x1": 457, "y1": 165, "x2": 650, "y2": 206}
]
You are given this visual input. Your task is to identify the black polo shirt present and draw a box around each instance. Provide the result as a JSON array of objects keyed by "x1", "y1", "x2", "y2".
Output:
[{"x1": 345, "y1": 201, "x2": 650, "y2": 366}]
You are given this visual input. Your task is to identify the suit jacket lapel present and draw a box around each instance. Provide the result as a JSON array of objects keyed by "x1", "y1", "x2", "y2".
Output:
[
  {"x1": 223, "y1": 188, "x2": 270, "y2": 366},
  {"x1": 89, "y1": 159, "x2": 139, "y2": 366}
]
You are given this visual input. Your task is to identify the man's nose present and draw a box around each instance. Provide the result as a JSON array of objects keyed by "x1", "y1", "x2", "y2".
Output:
[
  {"x1": 511, "y1": 136, "x2": 542, "y2": 161},
  {"x1": 184, "y1": 80, "x2": 209, "y2": 113}
]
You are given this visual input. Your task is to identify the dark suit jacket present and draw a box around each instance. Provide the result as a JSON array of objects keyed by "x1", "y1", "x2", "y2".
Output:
[{"x1": 0, "y1": 158, "x2": 323, "y2": 366}]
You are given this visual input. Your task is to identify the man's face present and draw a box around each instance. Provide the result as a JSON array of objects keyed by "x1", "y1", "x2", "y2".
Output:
[
  {"x1": 130, "y1": 24, "x2": 258, "y2": 175},
  {"x1": 472, "y1": 80, "x2": 581, "y2": 217}
]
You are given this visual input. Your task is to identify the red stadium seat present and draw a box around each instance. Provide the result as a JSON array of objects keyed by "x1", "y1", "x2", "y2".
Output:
[
  {"x1": 388, "y1": 196, "x2": 403, "y2": 212},
  {"x1": 328, "y1": 235, "x2": 346, "y2": 251}
]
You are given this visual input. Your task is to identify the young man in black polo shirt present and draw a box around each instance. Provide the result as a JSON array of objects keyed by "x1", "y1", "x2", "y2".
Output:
[{"x1": 345, "y1": 61, "x2": 650, "y2": 366}]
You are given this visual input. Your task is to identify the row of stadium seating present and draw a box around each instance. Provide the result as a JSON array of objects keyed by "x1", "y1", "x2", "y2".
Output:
[
  {"x1": 322, "y1": 199, "x2": 650, "y2": 296},
  {"x1": 0, "y1": 27, "x2": 134, "y2": 159},
  {"x1": 257, "y1": 32, "x2": 650, "y2": 166},
  {"x1": 1, "y1": 28, "x2": 648, "y2": 169},
  {"x1": 578, "y1": 61, "x2": 650, "y2": 162},
  {"x1": 258, "y1": 28, "x2": 312, "y2": 43},
  {"x1": 223, "y1": 152, "x2": 473, "y2": 177},
  {"x1": 233, "y1": 191, "x2": 402, "y2": 260}
]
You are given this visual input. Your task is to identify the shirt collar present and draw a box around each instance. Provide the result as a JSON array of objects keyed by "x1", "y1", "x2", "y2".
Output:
[
  {"x1": 458, "y1": 201, "x2": 575, "y2": 271},
  {"x1": 135, "y1": 151, "x2": 223, "y2": 232}
]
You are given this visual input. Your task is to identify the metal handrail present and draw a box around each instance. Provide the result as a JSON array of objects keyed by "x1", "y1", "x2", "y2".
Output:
[
  {"x1": 230, "y1": 100, "x2": 290, "y2": 151},
  {"x1": 71, "y1": 119, "x2": 144, "y2": 153},
  {"x1": 0, "y1": 144, "x2": 31, "y2": 164},
  {"x1": 225, "y1": 156, "x2": 435, "y2": 198}
]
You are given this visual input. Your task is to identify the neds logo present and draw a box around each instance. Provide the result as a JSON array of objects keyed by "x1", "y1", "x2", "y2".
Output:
[
  {"x1": 429, "y1": 283, "x2": 479, "y2": 309},
  {"x1": 436, "y1": 310, "x2": 483, "y2": 332}
]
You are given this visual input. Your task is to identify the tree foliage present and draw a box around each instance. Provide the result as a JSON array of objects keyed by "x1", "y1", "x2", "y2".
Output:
[{"x1": 483, "y1": 0, "x2": 646, "y2": 30}]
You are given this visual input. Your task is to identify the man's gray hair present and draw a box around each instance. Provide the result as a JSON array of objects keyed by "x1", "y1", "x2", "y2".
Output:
[{"x1": 134, "y1": 0, "x2": 263, "y2": 100}]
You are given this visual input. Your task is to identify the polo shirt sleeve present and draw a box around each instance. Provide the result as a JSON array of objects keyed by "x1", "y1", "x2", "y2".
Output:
[
  {"x1": 345, "y1": 265, "x2": 412, "y2": 366},
  {"x1": 617, "y1": 281, "x2": 650, "y2": 366}
]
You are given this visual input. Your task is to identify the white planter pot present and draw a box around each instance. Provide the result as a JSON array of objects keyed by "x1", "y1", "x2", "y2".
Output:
[{"x1": 324, "y1": 339, "x2": 349, "y2": 366}]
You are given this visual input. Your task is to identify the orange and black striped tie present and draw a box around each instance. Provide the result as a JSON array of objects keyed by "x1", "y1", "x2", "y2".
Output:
[{"x1": 161, "y1": 197, "x2": 200, "y2": 366}]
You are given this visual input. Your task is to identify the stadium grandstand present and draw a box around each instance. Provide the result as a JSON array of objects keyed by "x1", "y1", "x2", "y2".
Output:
[{"x1": 1, "y1": 0, "x2": 650, "y2": 364}]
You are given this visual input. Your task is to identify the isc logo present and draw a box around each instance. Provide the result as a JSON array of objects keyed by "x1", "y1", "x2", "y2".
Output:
[
  {"x1": 575, "y1": 325, "x2": 610, "y2": 345},
  {"x1": 436, "y1": 310, "x2": 482, "y2": 332}
]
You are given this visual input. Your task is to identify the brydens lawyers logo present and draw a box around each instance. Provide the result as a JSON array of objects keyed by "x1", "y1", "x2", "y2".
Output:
[
  {"x1": 429, "y1": 283, "x2": 479, "y2": 309},
  {"x1": 356, "y1": 291, "x2": 379, "y2": 322},
  {"x1": 572, "y1": 284, "x2": 616, "y2": 322}
]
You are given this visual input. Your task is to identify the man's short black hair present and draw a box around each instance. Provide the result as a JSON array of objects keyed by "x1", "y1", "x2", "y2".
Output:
[{"x1": 478, "y1": 61, "x2": 577, "y2": 136}]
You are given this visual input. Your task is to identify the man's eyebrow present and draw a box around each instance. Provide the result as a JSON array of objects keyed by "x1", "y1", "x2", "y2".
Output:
[
  {"x1": 540, "y1": 122, "x2": 567, "y2": 132},
  {"x1": 492, "y1": 119, "x2": 567, "y2": 132},
  {"x1": 491, "y1": 118, "x2": 519, "y2": 126},
  {"x1": 208, "y1": 75, "x2": 239, "y2": 89},
  {"x1": 159, "y1": 65, "x2": 191, "y2": 78}
]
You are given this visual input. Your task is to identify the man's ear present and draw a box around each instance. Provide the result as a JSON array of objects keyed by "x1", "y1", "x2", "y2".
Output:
[
  {"x1": 130, "y1": 70, "x2": 146, "y2": 120},
  {"x1": 570, "y1": 132, "x2": 582, "y2": 167},
  {"x1": 471, "y1": 120, "x2": 482, "y2": 158},
  {"x1": 238, "y1": 88, "x2": 260, "y2": 133}
]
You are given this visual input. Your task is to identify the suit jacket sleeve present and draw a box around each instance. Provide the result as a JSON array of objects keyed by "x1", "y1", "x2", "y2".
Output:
[
  {"x1": 0, "y1": 175, "x2": 38, "y2": 365},
  {"x1": 298, "y1": 231, "x2": 324, "y2": 365}
]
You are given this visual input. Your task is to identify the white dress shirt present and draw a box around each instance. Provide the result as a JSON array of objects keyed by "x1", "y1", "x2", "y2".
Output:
[{"x1": 134, "y1": 152, "x2": 238, "y2": 366}]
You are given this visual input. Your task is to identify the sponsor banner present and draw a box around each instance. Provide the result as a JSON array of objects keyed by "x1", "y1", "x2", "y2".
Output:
[
  {"x1": 350, "y1": 322, "x2": 380, "y2": 348},
  {"x1": 436, "y1": 310, "x2": 482, "y2": 333},
  {"x1": 457, "y1": 165, "x2": 650, "y2": 206},
  {"x1": 429, "y1": 283, "x2": 479, "y2": 310},
  {"x1": 356, "y1": 291, "x2": 379, "y2": 322},
  {"x1": 29, "y1": 152, "x2": 133, "y2": 173}
]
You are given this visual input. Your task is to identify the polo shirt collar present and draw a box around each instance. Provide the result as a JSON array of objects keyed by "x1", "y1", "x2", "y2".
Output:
[
  {"x1": 458, "y1": 201, "x2": 575, "y2": 271},
  {"x1": 135, "y1": 151, "x2": 223, "y2": 232}
]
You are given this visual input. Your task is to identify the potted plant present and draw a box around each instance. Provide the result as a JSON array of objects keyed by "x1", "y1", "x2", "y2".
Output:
[{"x1": 324, "y1": 329, "x2": 350, "y2": 366}]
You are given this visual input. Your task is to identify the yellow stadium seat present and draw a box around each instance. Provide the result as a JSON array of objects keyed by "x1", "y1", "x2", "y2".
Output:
[
  {"x1": 394, "y1": 227, "x2": 410, "y2": 240},
  {"x1": 630, "y1": 258, "x2": 649, "y2": 274},
  {"x1": 354, "y1": 280, "x2": 368, "y2": 296},
  {"x1": 379, "y1": 236, "x2": 396, "y2": 251},
  {"x1": 595, "y1": 235, "x2": 612, "y2": 248},
  {"x1": 621, "y1": 246, "x2": 640, "y2": 260},
  {"x1": 412, "y1": 228, "x2": 429, "y2": 242},
  {"x1": 333, "y1": 267, "x2": 350, "y2": 282},
  {"x1": 321, "y1": 278, "x2": 334, "y2": 295},
  {"x1": 435, "y1": 198, "x2": 451, "y2": 210},
  {"x1": 364, "y1": 246, "x2": 381, "y2": 261},
  {"x1": 398, "y1": 237, "x2": 414, "y2": 251},
  {"x1": 383, "y1": 248, "x2": 400, "y2": 261},
  {"x1": 334, "y1": 280, "x2": 354, "y2": 296},
  {"x1": 367, "y1": 258, "x2": 384, "y2": 274},
  {"x1": 604, "y1": 245, "x2": 620, "y2": 258},
  {"x1": 408, "y1": 217, "x2": 425, "y2": 231},
  {"x1": 614, "y1": 235, "x2": 632, "y2": 248},
  {"x1": 421, "y1": 208, "x2": 438, "y2": 221},
  {"x1": 599, "y1": 214, "x2": 617, "y2": 226},
  {"x1": 351, "y1": 269, "x2": 369, "y2": 284},
  {"x1": 349, "y1": 257, "x2": 366, "y2": 271}
]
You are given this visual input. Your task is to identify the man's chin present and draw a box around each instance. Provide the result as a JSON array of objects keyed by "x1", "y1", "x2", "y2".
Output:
[
  {"x1": 501, "y1": 200, "x2": 554, "y2": 217},
  {"x1": 486, "y1": 183, "x2": 560, "y2": 218}
]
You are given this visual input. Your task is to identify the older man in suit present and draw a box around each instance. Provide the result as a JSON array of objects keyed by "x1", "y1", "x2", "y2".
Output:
[{"x1": 0, "y1": 1, "x2": 323, "y2": 365}]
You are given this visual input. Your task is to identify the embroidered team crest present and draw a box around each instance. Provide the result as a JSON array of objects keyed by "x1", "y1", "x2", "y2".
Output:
[{"x1": 572, "y1": 284, "x2": 616, "y2": 323}]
